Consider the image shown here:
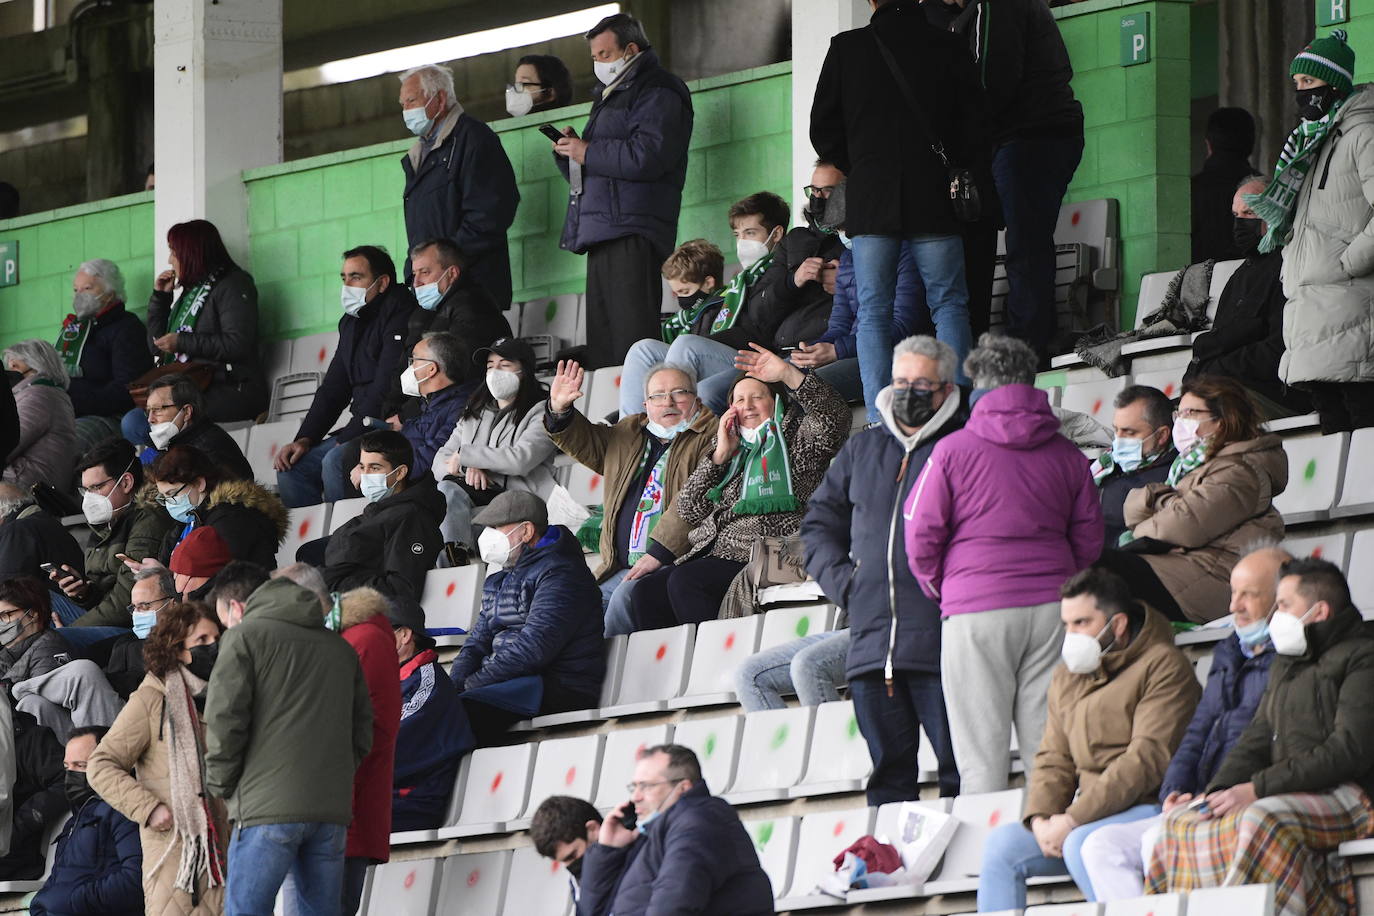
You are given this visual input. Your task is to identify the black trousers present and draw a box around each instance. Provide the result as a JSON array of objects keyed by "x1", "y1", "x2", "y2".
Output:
[
  {"x1": 461, "y1": 678, "x2": 598, "y2": 745},
  {"x1": 1305, "y1": 381, "x2": 1374, "y2": 433},
  {"x1": 850, "y1": 670, "x2": 960, "y2": 804},
  {"x1": 626, "y1": 556, "x2": 746, "y2": 631},
  {"x1": 1097, "y1": 548, "x2": 1186, "y2": 621},
  {"x1": 585, "y1": 234, "x2": 666, "y2": 369}
]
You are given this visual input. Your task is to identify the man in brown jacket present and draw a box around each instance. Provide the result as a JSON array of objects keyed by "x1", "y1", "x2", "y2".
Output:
[
  {"x1": 976, "y1": 566, "x2": 1201, "y2": 911},
  {"x1": 544, "y1": 359, "x2": 715, "y2": 636}
]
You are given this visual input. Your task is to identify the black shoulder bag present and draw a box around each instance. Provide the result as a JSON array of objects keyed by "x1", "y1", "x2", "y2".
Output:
[{"x1": 869, "y1": 25, "x2": 982, "y2": 223}]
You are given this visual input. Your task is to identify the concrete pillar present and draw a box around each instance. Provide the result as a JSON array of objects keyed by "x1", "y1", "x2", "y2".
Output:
[
  {"x1": 791, "y1": 0, "x2": 870, "y2": 219},
  {"x1": 152, "y1": 0, "x2": 282, "y2": 268}
]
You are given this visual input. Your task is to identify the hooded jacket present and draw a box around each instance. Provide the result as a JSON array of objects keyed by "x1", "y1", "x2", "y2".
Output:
[
  {"x1": 28, "y1": 794, "x2": 142, "y2": 916},
  {"x1": 0, "y1": 503, "x2": 85, "y2": 582},
  {"x1": 431, "y1": 399, "x2": 559, "y2": 498},
  {"x1": 72, "y1": 497, "x2": 175, "y2": 628},
  {"x1": 1160, "y1": 634, "x2": 1274, "y2": 800},
  {"x1": 1024, "y1": 607, "x2": 1200, "y2": 827},
  {"x1": 163, "y1": 417, "x2": 255, "y2": 482},
  {"x1": 393, "y1": 648, "x2": 473, "y2": 832},
  {"x1": 0, "y1": 629, "x2": 71, "y2": 687},
  {"x1": 904, "y1": 384, "x2": 1103, "y2": 615},
  {"x1": 63, "y1": 301, "x2": 152, "y2": 418},
  {"x1": 1279, "y1": 83, "x2": 1374, "y2": 385},
  {"x1": 675, "y1": 372, "x2": 851, "y2": 564},
  {"x1": 450, "y1": 526, "x2": 604, "y2": 701},
  {"x1": 340, "y1": 589, "x2": 400, "y2": 863},
  {"x1": 577, "y1": 781, "x2": 774, "y2": 916},
  {"x1": 296, "y1": 281, "x2": 416, "y2": 445},
  {"x1": 546, "y1": 404, "x2": 717, "y2": 579},
  {"x1": 0, "y1": 710, "x2": 65, "y2": 881},
  {"x1": 5, "y1": 375, "x2": 76, "y2": 491},
  {"x1": 156, "y1": 478, "x2": 289, "y2": 571},
  {"x1": 402, "y1": 106, "x2": 519, "y2": 308},
  {"x1": 204, "y1": 578, "x2": 374, "y2": 827},
  {"x1": 1124, "y1": 434, "x2": 1288, "y2": 623},
  {"x1": 322, "y1": 474, "x2": 445, "y2": 602},
  {"x1": 557, "y1": 49, "x2": 693, "y2": 257},
  {"x1": 804, "y1": 384, "x2": 967, "y2": 680},
  {"x1": 86, "y1": 671, "x2": 228, "y2": 916},
  {"x1": 1209, "y1": 603, "x2": 1374, "y2": 800}
]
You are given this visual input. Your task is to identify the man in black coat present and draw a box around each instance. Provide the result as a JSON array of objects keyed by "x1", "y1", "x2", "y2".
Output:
[
  {"x1": 0, "y1": 706, "x2": 67, "y2": 880},
  {"x1": 1192, "y1": 108, "x2": 1258, "y2": 263},
  {"x1": 802, "y1": 334, "x2": 964, "y2": 804},
  {"x1": 811, "y1": 0, "x2": 985, "y2": 420},
  {"x1": 580, "y1": 744, "x2": 774, "y2": 915},
  {"x1": 0, "y1": 485, "x2": 85, "y2": 587},
  {"x1": 551, "y1": 13, "x2": 693, "y2": 369},
  {"x1": 1094, "y1": 385, "x2": 1177, "y2": 548},
  {"x1": 275, "y1": 245, "x2": 416, "y2": 508},
  {"x1": 1184, "y1": 176, "x2": 1311, "y2": 418},
  {"x1": 398, "y1": 64, "x2": 519, "y2": 308},
  {"x1": 142, "y1": 375, "x2": 253, "y2": 481},
  {"x1": 924, "y1": 0, "x2": 1083, "y2": 361}
]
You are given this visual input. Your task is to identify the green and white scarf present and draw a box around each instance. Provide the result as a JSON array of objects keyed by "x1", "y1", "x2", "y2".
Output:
[
  {"x1": 627, "y1": 439, "x2": 673, "y2": 561},
  {"x1": 707, "y1": 397, "x2": 798, "y2": 515},
  {"x1": 661, "y1": 293, "x2": 718, "y2": 344},
  {"x1": 710, "y1": 251, "x2": 774, "y2": 334},
  {"x1": 1244, "y1": 99, "x2": 1348, "y2": 254},
  {"x1": 55, "y1": 314, "x2": 93, "y2": 376},
  {"x1": 1165, "y1": 438, "x2": 1209, "y2": 487},
  {"x1": 159, "y1": 269, "x2": 223, "y2": 366}
]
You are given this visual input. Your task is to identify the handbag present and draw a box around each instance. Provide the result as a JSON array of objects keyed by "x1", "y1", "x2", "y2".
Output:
[
  {"x1": 126, "y1": 363, "x2": 215, "y2": 409},
  {"x1": 718, "y1": 535, "x2": 811, "y2": 620},
  {"x1": 869, "y1": 25, "x2": 982, "y2": 223}
]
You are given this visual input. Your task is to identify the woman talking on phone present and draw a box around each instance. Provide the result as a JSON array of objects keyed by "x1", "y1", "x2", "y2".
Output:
[{"x1": 625, "y1": 344, "x2": 849, "y2": 630}]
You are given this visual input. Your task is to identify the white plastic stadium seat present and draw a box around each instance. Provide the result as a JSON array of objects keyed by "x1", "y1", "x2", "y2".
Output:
[
  {"x1": 263, "y1": 339, "x2": 294, "y2": 386},
  {"x1": 584, "y1": 365, "x2": 624, "y2": 423},
  {"x1": 1283, "y1": 531, "x2": 1351, "y2": 571},
  {"x1": 520, "y1": 295, "x2": 579, "y2": 349},
  {"x1": 667, "y1": 615, "x2": 763, "y2": 708},
  {"x1": 1129, "y1": 367, "x2": 1185, "y2": 403},
  {"x1": 756, "y1": 604, "x2": 835, "y2": 653},
  {"x1": 790, "y1": 699, "x2": 873, "y2": 797},
  {"x1": 924, "y1": 789, "x2": 1027, "y2": 895},
  {"x1": 327, "y1": 497, "x2": 367, "y2": 533},
  {"x1": 0, "y1": 813, "x2": 67, "y2": 893},
  {"x1": 774, "y1": 806, "x2": 876, "y2": 910},
  {"x1": 846, "y1": 799, "x2": 954, "y2": 904},
  {"x1": 289, "y1": 331, "x2": 340, "y2": 375},
  {"x1": 1335, "y1": 427, "x2": 1374, "y2": 517},
  {"x1": 598, "y1": 624, "x2": 695, "y2": 717},
  {"x1": 435, "y1": 850, "x2": 512, "y2": 913},
  {"x1": 225, "y1": 423, "x2": 250, "y2": 454},
  {"x1": 1272, "y1": 433, "x2": 1348, "y2": 525},
  {"x1": 1349, "y1": 530, "x2": 1374, "y2": 619},
  {"x1": 1131, "y1": 271, "x2": 1176, "y2": 330},
  {"x1": 276, "y1": 504, "x2": 329, "y2": 568},
  {"x1": 243, "y1": 419, "x2": 298, "y2": 487},
  {"x1": 365, "y1": 857, "x2": 439, "y2": 916},
  {"x1": 592, "y1": 723, "x2": 673, "y2": 811},
  {"x1": 501, "y1": 845, "x2": 572, "y2": 916},
  {"x1": 1186, "y1": 883, "x2": 1276, "y2": 915},
  {"x1": 1025, "y1": 904, "x2": 1104, "y2": 916},
  {"x1": 746, "y1": 815, "x2": 799, "y2": 900},
  {"x1": 509, "y1": 734, "x2": 604, "y2": 829},
  {"x1": 565, "y1": 463, "x2": 603, "y2": 508},
  {"x1": 439, "y1": 743, "x2": 536, "y2": 839},
  {"x1": 670, "y1": 713, "x2": 743, "y2": 795},
  {"x1": 1104, "y1": 892, "x2": 1185, "y2": 916},
  {"x1": 529, "y1": 635, "x2": 627, "y2": 728},
  {"x1": 420, "y1": 565, "x2": 486, "y2": 645},
  {"x1": 723, "y1": 706, "x2": 815, "y2": 805},
  {"x1": 390, "y1": 756, "x2": 467, "y2": 845},
  {"x1": 1059, "y1": 377, "x2": 1128, "y2": 428}
]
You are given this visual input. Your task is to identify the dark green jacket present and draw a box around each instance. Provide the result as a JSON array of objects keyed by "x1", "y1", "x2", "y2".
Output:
[
  {"x1": 203, "y1": 578, "x2": 373, "y2": 827},
  {"x1": 1209, "y1": 604, "x2": 1374, "y2": 800},
  {"x1": 73, "y1": 500, "x2": 175, "y2": 628}
]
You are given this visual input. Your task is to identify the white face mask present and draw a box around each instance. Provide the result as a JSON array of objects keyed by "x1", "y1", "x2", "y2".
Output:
[
  {"x1": 1172, "y1": 416, "x2": 1202, "y2": 454},
  {"x1": 1061, "y1": 615, "x2": 1118, "y2": 675},
  {"x1": 81, "y1": 491, "x2": 115, "y2": 526},
  {"x1": 736, "y1": 238, "x2": 771, "y2": 271},
  {"x1": 739, "y1": 422, "x2": 764, "y2": 444},
  {"x1": 149, "y1": 408, "x2": 184, "y2": 450},
  {"x1": 487, "y1": 368, "x2": 521, "y2": 401},
  {"x1": 400, "y1": 364, "x2": 426, "y2": 398},
  {"x1": 478, "y1": 525, "x2": 524, "y2": 568},
  {"x1": 593, "y1": 52, "x2": 632, "y2": 87},
  {"x1": 505, "y1": 86, "x2": 534, "y2": 118},
  {"x1": 340, "y1": 278, "x2": 378, "y2": 317},
  {"x1": 1269, "y1": 604, "x2": 1318, "y2": 656}
]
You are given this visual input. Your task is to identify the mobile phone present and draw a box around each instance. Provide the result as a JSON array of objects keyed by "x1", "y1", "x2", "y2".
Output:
[
  {"x1": 780, "y1": 346, "x2": 798, "y2": 353},
  {"x1": 538, "y1": 123, "x2": 565, "y2": 143},
  {"x1": 1187, "y1": 795, "x2": 1210, "y2": 813},
  {"x1": 39, "y1": 563, "x2": 56, "y2": 575},
  {"x1": 619, "y1": 801, "x2": 637, "y2": 831}
]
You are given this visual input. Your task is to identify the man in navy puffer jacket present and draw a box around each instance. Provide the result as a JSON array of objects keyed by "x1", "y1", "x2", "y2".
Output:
[{"x1": 451, "y1": 491, "x2": 605, "y2": 743}]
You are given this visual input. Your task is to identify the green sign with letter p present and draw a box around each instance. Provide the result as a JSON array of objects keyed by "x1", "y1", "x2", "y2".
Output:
[
  {"x1": 0, "y1": 241, "x2": 17, "y2": 288},
  {"x1": 1121, "y1": 13, "x2": 1151, "y2": 67}
]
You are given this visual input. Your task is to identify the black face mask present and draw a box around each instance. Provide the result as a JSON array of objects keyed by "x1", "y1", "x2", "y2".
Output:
[
  {"x1": 676, "y1": 292, "x2": 707, "y2": 313},
  {"x1": 566, "y1": 856, "x2": 585, "y2": 880},
  {"x1": 892, "y1": 387, "x2": 937, "y2": 428},
  {"x1": 1296, "y1": 85, "x2": 1343, "y2": 122},
  {"x1": 805, "y1": 193, "x2": 829, "y2": 228},
  {"x1": 186, "y1": 642, "x2": 218, "y2": 681},
  {"x1": 1233, "y1": 217, "x2": 1264, "y2": 254},
  {"x1": 64, "y1": 770, "x2": 96, "y2": 811}
]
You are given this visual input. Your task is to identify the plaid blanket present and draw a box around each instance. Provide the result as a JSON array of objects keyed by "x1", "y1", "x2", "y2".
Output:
[
  {"x1": 1074, "y1": 260, "x2": 1215, "y2": 377},
  {"x1": 1145, "y1": 784, "x2": 1374, "y2": 916}
]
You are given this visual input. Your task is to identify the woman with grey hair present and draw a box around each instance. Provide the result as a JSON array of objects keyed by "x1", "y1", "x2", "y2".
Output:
[
  {"x1": 3, "y1": 339, "x2": 77, "y2": 490},
  {"x1": 966, "y1": 333, "x2": 1112, "y2": 448}
]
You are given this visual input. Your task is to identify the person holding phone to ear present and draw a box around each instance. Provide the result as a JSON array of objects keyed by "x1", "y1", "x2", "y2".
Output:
[{"x1": 578, "y1": 744, "x2": 773, "y2": 915}]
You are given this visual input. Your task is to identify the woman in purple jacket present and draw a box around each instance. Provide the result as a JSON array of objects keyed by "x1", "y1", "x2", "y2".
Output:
[{"x1": 904, "y1": 334, "x2": 1103, "y2": 794}]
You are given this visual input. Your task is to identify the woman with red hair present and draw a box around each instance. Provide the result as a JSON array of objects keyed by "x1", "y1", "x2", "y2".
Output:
[{"x1": 122, "y1": 220, "x2": 268, "y2": 448}]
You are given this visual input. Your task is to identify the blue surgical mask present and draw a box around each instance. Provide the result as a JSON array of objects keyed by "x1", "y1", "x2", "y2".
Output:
[
  {"x1": 646, "y1": 417, "x2": 692, "y2": 440},
  {"x1": 403, "y1": 104, "x2": 434, "y2": 137},
  {"x1": 1111, "y1": 436, "x2": 1144, "y2": 472},
  {"x1": 1235, "y1": 616, "x2": 1271, "y2": 651},
  {"x1": 414, "y1": 280, "x2": 442, "y2": 311},
  {"x1": 360, "y1": 468, "x2": 399, "y2": 504},
  {"x1": 131, "y1": 609, "x2": 158, "y2": 639},
  {"x1": 165, "y1": 494, "x2": 197, "y2": 524}
]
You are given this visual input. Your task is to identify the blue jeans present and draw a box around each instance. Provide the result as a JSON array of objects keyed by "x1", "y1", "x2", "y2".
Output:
[
  {"x1": 57, "y1": 625, "x2": 127, "y2": 649},
  {"x1": 620, "y1": 335, "x2": 738, "y2": 418},
  {"x1": 991, "y1": 134, "x2": 1085, "y2": 357},
  {"x1": 50, "y1": 591, "x2": 92, "y2": 628},
  {"x1": 120, "y1": 407, "x2": 150, "y2": 448},
  {"x1": 600, "y1": 568, "x2": 642, "y2": 637},
  {"x1": 227, "y1": 821, "x2": 347, "y2": 916},
  {"x1": 849, "y1": 669, "x2": 960, "y2": 802},
  {"x1": 276, "y1": 437, "x2": 353, "y2": 509},
  {"x1": 977, "y1": 803, "x2": 1160, "y2": 910},
  {"x1": 852, "y1": 235, "x2": 970, "y2": 420},
  {"x1": 814, "y1": 357, "x2": 863, "y2": 403},
  {"x1": 733, "y1": 630, "x2": 848, "y2": 712}
]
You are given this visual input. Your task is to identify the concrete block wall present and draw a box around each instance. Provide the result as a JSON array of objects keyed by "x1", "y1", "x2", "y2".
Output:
[{"x1": 1055, "y1": 0, "x2": 1192, "y2": 327}]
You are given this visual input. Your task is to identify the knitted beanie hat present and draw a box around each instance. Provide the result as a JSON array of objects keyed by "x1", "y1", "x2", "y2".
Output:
[
  {"x1": 169, "y1": 525, "x2": 232, "y2": 577},
  {"x1": 1291, "y1": 29, "x2": 1356, "y2": 96}
]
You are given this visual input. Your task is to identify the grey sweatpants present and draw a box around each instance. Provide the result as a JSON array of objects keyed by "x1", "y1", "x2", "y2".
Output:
[
  {"x1": 940, "y1": 601, "x2": 1063, "y2": 795},
  {"x1": 13, "y1": 660, "x2": 125, "y2": 744}
]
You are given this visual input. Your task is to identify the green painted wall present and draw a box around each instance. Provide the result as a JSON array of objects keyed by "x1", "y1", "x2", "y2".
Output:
[
  {"x1": 0, "y1": 192, "x2": 155, "y2": 348},
  {"x1": 1333, "y1": 5, "x2": 1374, "y2": 82},
  {"x1": 1055, "y1": 0, "x2": 1192, "y2": 327},
  {"x1": 243, "y1": 61, "x2": 793, "y2": 341}
]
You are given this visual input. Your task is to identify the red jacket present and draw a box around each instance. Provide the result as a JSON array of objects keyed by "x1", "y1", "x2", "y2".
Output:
[{"x1": 343, "y1": 604, "x2": 401, "y2": 861}]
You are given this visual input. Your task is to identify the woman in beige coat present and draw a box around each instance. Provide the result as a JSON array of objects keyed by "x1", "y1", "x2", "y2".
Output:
[
  {"x1": 88, "y1": 601, "x2": 228, "y2": 915},
  {"x1": 1100, "y1": 376, "x2": 1288, "y2": 624}
]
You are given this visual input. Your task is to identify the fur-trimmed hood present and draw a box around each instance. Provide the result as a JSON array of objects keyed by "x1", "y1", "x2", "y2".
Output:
[
  {"x1": 206, "y1": 478, "x2": 288, "y2": 543},
  {"x1": 340, "y1": 586, "x2": 390, "y2": 630}
]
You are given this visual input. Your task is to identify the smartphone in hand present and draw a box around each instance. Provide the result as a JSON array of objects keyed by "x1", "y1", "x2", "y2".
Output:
[
  {"x1": 538, "y1": 123, "x2": 565, "y2": 143},
  {"x1": 39, "y1": 563, "x2": 56, "y2": 577},
  {"x1": 619, "y1": 800, "x2": 637, "y2": 832}
]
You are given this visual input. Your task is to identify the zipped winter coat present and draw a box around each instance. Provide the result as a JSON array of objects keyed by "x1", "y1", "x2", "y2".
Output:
[
  {"x1": 72, "y1": 497, "x2": 175, "y2": 628},
  {"x1": 400, "y1": 383, "x2": 464, "y2": 477},
  {"x1": 904, "y1": 384, "x2": 1103, "y2": 615},
  {"x1": 557, "y1": 49, "x2": 693, "y2": 257},
  {"x1": 63, "y1": 302, "x2": 151, "y2": 418},
  {"x1": 1160, "y1": 634, "x2": 1274, "y2": 799},
  {"x1": 1209, "y1": 603, "x2": 1374, "y2": 800},
  {"x1": 431, "y1": 399, "x2": 559, "y2": 498},
  {"x1": 28, "y1": 794, "x2": 142, "y2": 916},
  {"x1": 204, "y1": 578, "x2": 373, "y2": 827},
  {"x1": 0, "y1": 629, "x2": 71, "y2": 687},
  {"x1": 340, "y1": 591, "x2": 400, "y2": 863},
  {"x1": 5, "y1": 375, "x2": 76, "y2": 491},
  {"x1": 402, "y1": 106, "x2": 519, "y2": 308},
  {"x1": 155, "y1": 478, "x2": 288, "y2": 570},
  {"x1": 1124, "y1": 433, "x2": 1288, "y2": 623},
  {"x1": 1279, "y1": 83, "x2": 1374, "y2": 385},
  {"x1": 0, "y1": 503, "x2": 85, "y2": 582},
  {"x1": 163, "y1": 416, "x2": 254, "y2": 481},
  {"x1": 1024, "y1": 607, "x2": 1200, "y2": 826},
  {"x1": 393, "y1": 649, "x2": 473, "y2": 832},
  {"x1": 322, "y1": 475, "x2": 445, "y2": 602},
  {"x1": 803, "y1": 384, "x2": 967, "y2": 681},
  {"x1": 450, "y1": 526, "x2": 604, "y2": 701}
]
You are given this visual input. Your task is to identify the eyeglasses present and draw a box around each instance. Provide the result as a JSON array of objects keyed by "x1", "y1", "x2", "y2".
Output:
[
  {"x1": 154, "y1": 482, "x2": 189, "y2": 506},
  {"x1": 407, "y1": 356, "x2": 436, "y2": 366},
  {"x1": 1173, "y1": 408, "x2": 1215, "y2": 420},
  {"x1": 626, "y1": 778, "x2": 683, "y2": 794},
  {"x1": 803, "y1": 185, "x2": 836, "y2": 200},
  {"x1": 510, "y1": 81, "x2": 548, "y2": 92},
  {"x1": 77, "y1": 477, "x2": 118, "y2": 497},
  {"x1": 645, "y1": 389, "x2": 696, "y2": 405},
  {"x1": 127, "y1": 596, "x2": 174, "y2": 615},
  {"x1": 0, "y1": 607, "x2": 31, "y2": 623},
  {"x1": 891, "y1": 379, "x2": 945, "y2": 393},
  {"x1": 145, "y1": 402, "x2": 180, "y2": 420}
]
